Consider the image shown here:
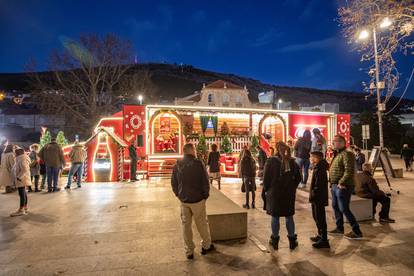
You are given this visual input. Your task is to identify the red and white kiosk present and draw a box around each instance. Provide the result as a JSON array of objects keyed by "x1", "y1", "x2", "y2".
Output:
[{"x1": 64, "y1": 81, "x2": 351, "y2": 181}]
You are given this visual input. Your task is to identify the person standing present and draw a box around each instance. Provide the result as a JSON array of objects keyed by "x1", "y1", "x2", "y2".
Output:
[
  {"x1": 65, "y1": 142, "x2": 86, "y2": 189},
  {"x1": 0, "y1": 138, "x2": 7, "y2": 163},
  {"x1": 356, "y1": 163, "x2": 395, "y2": 223},
  {"x1": 294, "y1": 130, "x2": 312, "y2": 188},
  {"x1": 29, "y1": 144, "x2": 41, "y2": 192},
  {"x1": 171, "y1": 143, "x2": 214, "y2": 260},
  {"x1": 311, "y1": 128, "x2": 327, "y2": 156},
  {"x1": 39, "y1": 137, "x2": 65, "y2": 192},
  {"x1": 10, "y1": 148, "x2": 31, "y2": 216},
  {"x1": 354, "y1": 147, "x2": 366, "y2": 172},
  {"x1": 240, "y1": 149, "x2": 257, "y2": 209},
  {"x1": 309, "y1": 151, "x2": 330, "y2": 248},
  {"x1": 129, "y1": 141, "x2": 138, "y2": 181},
  {"x1": 400, "y1": 144, "x2": 413, "y2": 172},
  {"x1": 329, "y1": 135, "x2": 363, "y2": 239},
  {"x1": 263, "y1": 142, "x2": 301, "y2": 250},
  {"x1": 0, "y1": 144, "x2": 15, "y2": 194},
  {"x1": 257, "y1": 145, "x2": 268, "y2": 179},
  {"x1": 207, "y1": 144, "x2": 221, "y2": 189}
]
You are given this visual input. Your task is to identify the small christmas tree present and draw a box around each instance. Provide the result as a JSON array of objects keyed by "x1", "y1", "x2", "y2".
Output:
[
  {"x1": 197, "y1": 135, "x2": 208, "y2": 165},
  {"x1": 56, "y1": 131, "x2": 68, "y2": 147},
  {"x1": 40, "y1": 130, "x2": 52, "y2": 148},
  {"x1": 221, "y1": 135, "x2": 232, "y2": 154},
  {"x1": 250, "y1": 135, "x2": 259, "y2": 156},
  {"x1": 220, "y1": 122, "x2": 230, "y2": 136}
]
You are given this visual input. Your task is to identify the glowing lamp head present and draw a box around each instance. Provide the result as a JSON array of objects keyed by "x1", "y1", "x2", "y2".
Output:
[
  {"x1": 358, "y1": 30, "x2": 370, "y2": 40},
  {"x1": 379, "y1": 17, "x2": 392, "y2": 29},
  {"x1": 278, "y1": 99, "x2": 283, "y2": 104}
]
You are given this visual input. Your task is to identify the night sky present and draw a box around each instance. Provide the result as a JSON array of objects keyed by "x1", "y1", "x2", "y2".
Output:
[{"x1": 1, "y1": 0, "x2": 413, "y2": 98}]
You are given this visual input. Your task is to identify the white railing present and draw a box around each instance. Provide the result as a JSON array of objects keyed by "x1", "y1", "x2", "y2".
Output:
[{"x1": 187, "y1": 136, "x2": 251, "y2": 153}]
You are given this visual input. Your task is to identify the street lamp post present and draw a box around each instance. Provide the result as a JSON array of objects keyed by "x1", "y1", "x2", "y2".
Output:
[
  {"x1": 138, "y1": 95, "x2": 143, "y2": 105},
  {"x1": 372, "y1": 27, "x2": 385, "y2": 148},
  {"x1": 358, "y1": 17, "x2": 392, "y2": 148}
]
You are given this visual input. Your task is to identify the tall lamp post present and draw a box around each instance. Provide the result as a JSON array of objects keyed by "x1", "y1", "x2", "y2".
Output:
[
  {"x1": 357, "y1": 17, "x2": 392, "y2": 148},
  {"x1": 138, "y1": 94, "x2": 143, "y2": 105}
]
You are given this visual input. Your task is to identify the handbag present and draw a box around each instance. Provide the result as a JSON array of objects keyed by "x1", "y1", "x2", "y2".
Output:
[{"x1": 241, "y1": 178, "x2": 246, "y2": 193}]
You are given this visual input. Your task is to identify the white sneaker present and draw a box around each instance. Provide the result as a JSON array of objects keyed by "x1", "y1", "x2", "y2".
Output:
[{"x1": 10, "y1": 209, "x2": 26, "y2": 217}]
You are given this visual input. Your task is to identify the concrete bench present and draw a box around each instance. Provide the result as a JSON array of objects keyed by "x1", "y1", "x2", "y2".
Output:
[
  {"x1": 347, "y1": 196, "x2": 373, "y2": 222},
  {"x1": 206, "y1": 187, "x2": 248, "y2": 241}
]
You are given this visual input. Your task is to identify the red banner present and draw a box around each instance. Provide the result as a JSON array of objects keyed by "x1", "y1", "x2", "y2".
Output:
[
  {"x1": 288, "y1": 114, "x2": 329, "y2": 140},
  {"x1": 123, "y1": 105, "x2": 146, "y2": 143},
  {"x1": 336, "y1": 114, "x2": 351, "y2": 146}
]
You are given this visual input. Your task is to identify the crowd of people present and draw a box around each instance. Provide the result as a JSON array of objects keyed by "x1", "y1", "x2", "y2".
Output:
[
  {"x1": 170, "y1": 129, "x2": 403, "y2": 259},
  {"x1": 0, "y1": 138, "x2": 86, "y2": 216}
]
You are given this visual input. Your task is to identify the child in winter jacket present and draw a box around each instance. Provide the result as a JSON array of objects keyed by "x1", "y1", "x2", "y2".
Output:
[{"x1": 309, "y1": 151, "x2": 330, "y2": 248}]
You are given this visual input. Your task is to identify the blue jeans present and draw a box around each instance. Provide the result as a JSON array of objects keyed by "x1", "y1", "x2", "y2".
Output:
[
  {"x1": 47, "y1": 166, "x2": 60, "y2": 190},
  {"x1": 271, "y1": 216, "x2": 295, "y2": 237},
  {"x1": 331, "y1": 184, "x2": 361, "y2": 234},
  {"x1": 67, "y1": 163, "x2": 83, "y2": 187},
  {"x1": 295, "y1": 158, "x2": 310, "y2": 185}
]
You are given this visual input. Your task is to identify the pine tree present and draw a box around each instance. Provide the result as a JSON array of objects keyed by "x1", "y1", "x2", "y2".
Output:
[
  {"x1": 221, "y1": 135, "x2": 232, "y2": 154},
  {"x1": 197, "y1": 135, "x2": 208, "y2": 165},
  {"x1": 40, "y1": 130, "x2": 52, "y2": 148},
  {"x1": 56, "y1": 131, "x2": 68, "y2": 147},
  {"x1": 250, "y1": 135, "x2": 259, "y2": 156}
]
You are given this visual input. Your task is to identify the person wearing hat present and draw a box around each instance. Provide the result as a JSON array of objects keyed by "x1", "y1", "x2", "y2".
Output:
[{"x1": 39, "y1": 137, "x2": 65, "y2": 192}]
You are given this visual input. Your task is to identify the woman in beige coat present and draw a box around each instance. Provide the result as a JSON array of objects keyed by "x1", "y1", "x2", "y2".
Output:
[
  {"x1": 0, "y1": 145, "x2": 15, "y2": 193},
  {"x1": 10, "y1": 148, "x2": 31, "y2": 217}
]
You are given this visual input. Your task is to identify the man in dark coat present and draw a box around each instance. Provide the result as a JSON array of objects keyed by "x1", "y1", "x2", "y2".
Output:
[
  {"x1": 400, "y1": 144, "x2": 413, "y2": 172},
  {"x1": 309, "y1": 151, "x2": 330, "y2": 248},
  {"x1": 129, "y1": 141, "x2": 138, "y2": 181},
  {"x1": 263, "y1": 142, "x2": 301, "y2": 250},
  {"x1": 356, "y1": 163, "x2": 395, "y2": 223},
  {"x1": 171, "y1": 143, "x2": 214, "y2": 259}
]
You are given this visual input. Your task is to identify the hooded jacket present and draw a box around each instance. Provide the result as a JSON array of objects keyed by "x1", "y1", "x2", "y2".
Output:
[
  {"x1": 14, "y1": 154, "x2": 31, "y2": 188},
  {"x1": 309, "y1": 159, "x2": 329, "y2": 206},
  {"x1": 171, "y1": 154, "x2": 210, "y2": 203}
]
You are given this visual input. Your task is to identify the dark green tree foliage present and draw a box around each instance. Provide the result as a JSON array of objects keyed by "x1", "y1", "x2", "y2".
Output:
[
  {"x1": 221, "y1": 135, "x2": 232, "y2": 154},
  {"x1": 40, "y1": 130, "x2": 52, "y2": 148},
  {"x1": 351, "y1": 111, "x2": 407, "y2": 153},
  {"x1": 197, "y1": 135, "x2": 208, "y2": 165},
  {"x1": 250, "y1": 135, "x2": 259, "y2": 156}
]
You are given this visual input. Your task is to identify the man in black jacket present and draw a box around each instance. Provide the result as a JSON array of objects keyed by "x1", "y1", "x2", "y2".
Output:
[
  {"x1": 171, "y1": 143, "x2": 214, "y2": 259},
  {"x1": 309, "y1": 151, "x2": 330, "y2": 248}
]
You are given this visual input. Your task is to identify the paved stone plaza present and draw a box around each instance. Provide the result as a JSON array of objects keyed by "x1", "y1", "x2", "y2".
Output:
[{"x1": 1, "y1": 159, "x2": 414, "y2": 275}]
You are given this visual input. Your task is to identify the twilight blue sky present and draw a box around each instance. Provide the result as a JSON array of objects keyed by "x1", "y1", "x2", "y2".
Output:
[{"x1": 1, "y1": 0, "x2": 413, "y2": 97}]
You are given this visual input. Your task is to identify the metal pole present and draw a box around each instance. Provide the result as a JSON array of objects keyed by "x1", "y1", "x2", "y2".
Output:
[{"x1": 373, "y1": 27, "x2": 384, "y2": 148}]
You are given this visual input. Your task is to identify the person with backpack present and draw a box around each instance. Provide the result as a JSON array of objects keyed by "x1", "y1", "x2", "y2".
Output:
[
  {"x1": 207, "y1": 144, "x2": 221, "y2": 189},
  {"x1": 294, "y1": 130, "x2": 312, "y2": 188},
  {"x1": 240, "y1": 149, "x2": 257, "y2": 209},
  {"x1": 263, "y1": 142, "x2": 301, "y2": 251},
  {"x1": 28, "y1": 144, "x2": 41, "y2": 192},
  {"x1": 309, "y1": 151, "x2": 330, "y2": 248},
  {"x1": 10, "y1": 148, "x2": 31, "y2": 216}
]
